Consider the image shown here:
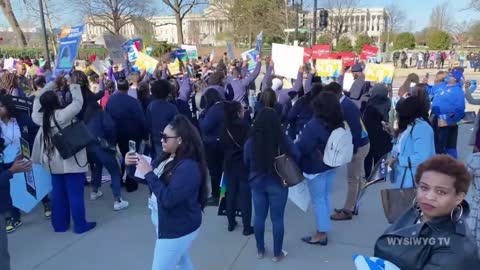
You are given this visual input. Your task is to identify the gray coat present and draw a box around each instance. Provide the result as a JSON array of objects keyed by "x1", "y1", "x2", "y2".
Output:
[{"x1": 31, "y1": 82, "x2": 88, "y2": 174}]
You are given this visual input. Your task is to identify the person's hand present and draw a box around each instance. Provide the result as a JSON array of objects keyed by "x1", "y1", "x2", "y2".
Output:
[
  {"x1": 242, "y1": 60, "x2": 248, "y2": 67},
  {"x1": 257, "y1": 54, "x2": 262, "y2": 63},
  {"x1": 311, "y1": 66, "x2": 317, "y2": 75},
  {"x1": 8, "y1": 158, "x2": 32, "y2": 174},
  {"x1": 269, "y1": 58, "x2": 274, "y2": 67},
  {"x1": 265, "y1": 56, "x2": 271, "y2": 64},
  {"x1": 299, "y1": 65, "x2": 305, "y2": 74},
  {"x1": 465, "y1": 80, "x2": 471, "y2": 92},
  {"x1": 386, "y1": 157, "x2": 396, "y2": 168},
  {"x1": 136, "y1": 155, "x2": 153, "y2": 176},
  {"x1": 124, "y1": 152, "x2": 139, "y2": 166}
]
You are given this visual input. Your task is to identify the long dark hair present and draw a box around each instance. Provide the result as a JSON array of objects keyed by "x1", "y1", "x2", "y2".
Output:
[
  {"x1": 312, "y1": 92, "x2": 344, "y2": 129},
  {"x1": 0, "y1": 95, "x2": 17, "y2": 120},
  {"x1": 39, "y1": 91, "x2": 61, "y2": 158},
  {"x1": 395, "y1": 95, "x2": 425, "y2": 135},
  {"x1": 200, "y1": 88, "x2": 222, "y2": 110},
  {"x1": 259, "y1": 88, "x2": 277, "y2": 108},
  {"x1": 224, "y1": 101, "x2": 242, "y2": 129},
  {"x1": 249, "y1": 108, "x2": 287, "y2": 174},
  {"x1": 159, "y1": 115, "x2": 208, "y2": 209}
]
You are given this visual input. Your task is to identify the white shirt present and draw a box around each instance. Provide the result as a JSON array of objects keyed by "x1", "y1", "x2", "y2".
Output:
[
  {"x1": 148, "y1": 157, "x2": 174, "y2": 212},
  {"x1": 0, "y1": 118, "x2": 21, "y2": 153}
]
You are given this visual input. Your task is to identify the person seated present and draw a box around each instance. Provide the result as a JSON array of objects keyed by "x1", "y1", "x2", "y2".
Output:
[{"x1": 374, "y1": 155, "x2": 480, "y2": 269}]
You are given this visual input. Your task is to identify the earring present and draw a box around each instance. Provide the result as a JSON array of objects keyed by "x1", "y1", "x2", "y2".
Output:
[{"x1": 450, "y1": 204, "x2": 464, "y2": 223}]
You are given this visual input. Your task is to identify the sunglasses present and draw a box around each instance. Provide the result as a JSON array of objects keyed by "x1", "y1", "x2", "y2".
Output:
[{"x1": 161, "y1": 133, "x2": 179, "y2": 141}]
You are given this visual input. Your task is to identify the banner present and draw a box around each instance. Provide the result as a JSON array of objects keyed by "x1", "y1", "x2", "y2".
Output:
[
  {"x1": 335, "y1": 52, "x2": 356, "y2": 67},
  {"x1": 272, "y1": 43, "x2": 304, "y2": 79},
  {"x1": 312, "y1": 44, "x2": 332, "y2": 59},
  {"x1": 181, "y1": 45, "x2": 198, "y2": 60},
  {"x1": 241, "y1": 49, "x2": 258, "y2": 72},
  {"x1": 54, "y1": 25, "x2": 84, "y2": 76},
  {"x1": 316, "y1": 59, "x2": 343, "y2": 78},
  {"x1": 135, "y1": 52, "x2": 159, "y2": 74},
  {"x1": 360, "y1": 45, "x2": 379, "y2": 61},
  {"x1": 227, "y1": 42, "x2": 235, "y2": 60},
  {"x1": 364, "y1": 64, "x2": 395, "y2": 84},
  {"x1": 103, "y1": 34, "x2": 126, "y2": 64},
  {"x1": 303, "y1": 48, "x2": 312, "y2": 63}
]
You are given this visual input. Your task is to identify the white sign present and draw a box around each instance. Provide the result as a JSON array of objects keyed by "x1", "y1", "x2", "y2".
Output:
[
  {"x1": 272, "y1": 43, "x2": 304, "y2": 79},
  {"x1": 135, "y1": 155, "x2": 152, "y2": 179},
  {"x1": 288, "y1": 180, "x2": 310, "y2": 213},
  {"x1": 4, "y1": 57, "x2": 16, "y2": 71}
]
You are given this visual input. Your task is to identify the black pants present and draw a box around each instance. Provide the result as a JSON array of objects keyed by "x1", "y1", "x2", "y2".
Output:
[
  {"x1": 224, "y1": 165, "x2": 252, "y2": 227},
  {"x1": 9, "y1": 196, "x2": 49, "y2": 220},
  {"x1": 205, "y1": 142, "x2": 223, "y2": 199},
  {"x1": 118, "y1": 138, "x2": 141, "y2": 192}
]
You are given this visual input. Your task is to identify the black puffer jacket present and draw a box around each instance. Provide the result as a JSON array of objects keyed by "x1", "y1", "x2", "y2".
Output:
[{"x1": 374, "y1": 201, "x2": 480, "y2": 269}]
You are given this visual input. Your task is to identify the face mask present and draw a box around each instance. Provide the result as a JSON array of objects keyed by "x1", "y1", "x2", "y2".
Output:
[
  {"x1": 444, "y1": 76, "x2": 451, "y2": 83},
  {"x1": 409, "y1": 82, "x2": 416, "y2": 88}
]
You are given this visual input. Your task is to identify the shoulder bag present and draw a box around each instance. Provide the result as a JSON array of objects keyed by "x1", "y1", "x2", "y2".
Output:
[
  {"x1": 274, "y1": 148, "x2": 304, "y2": 188},
  {"x1": 52, "y1": 116, "x2": 95, "y2": 163}
]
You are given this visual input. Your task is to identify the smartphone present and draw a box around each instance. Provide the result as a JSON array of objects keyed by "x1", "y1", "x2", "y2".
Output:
[{"x1": 128, "y1": 140, "x2": 136, "y2": 153}]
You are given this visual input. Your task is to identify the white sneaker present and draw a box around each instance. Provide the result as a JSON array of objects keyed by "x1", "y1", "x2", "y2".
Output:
[
  {"x1": 90, "y1": 190, "x2": 104, "y2": 201},
  {"x1": 114, "y1": 199, "x2": 129, "y2": 211}
]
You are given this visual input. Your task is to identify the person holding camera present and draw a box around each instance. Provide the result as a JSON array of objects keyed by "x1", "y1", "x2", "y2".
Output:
[{"x1": 31, "y1": 72, "x2": 96, "y2": 234}]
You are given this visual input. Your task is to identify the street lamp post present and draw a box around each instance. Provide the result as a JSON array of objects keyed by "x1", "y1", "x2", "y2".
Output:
[
  {"x1": 38, "y1": 0, "x2": 50, "y2": 62},
  {"x1": 313, "y1": 0, "x2": 317, "y2": 45}
]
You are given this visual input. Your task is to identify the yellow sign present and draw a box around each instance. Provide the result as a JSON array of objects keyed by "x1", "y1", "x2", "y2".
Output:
[
  {"x1": 315, "y1": 59, "x2": 342, "y2": 77},
  {"x1": 168, "y1": 59, "x2": 181, "y2": 75},
  {"x1": 135, "y1": 52, "x2": 159, "y2": 74},
  {"x1": 364, "y1": 64, "x2": 395, "y2": 84}
]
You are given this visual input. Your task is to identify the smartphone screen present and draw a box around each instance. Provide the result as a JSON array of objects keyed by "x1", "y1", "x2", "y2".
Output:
[{"x1": 128, "y1": 140, "x2": 136, "y2": 153}]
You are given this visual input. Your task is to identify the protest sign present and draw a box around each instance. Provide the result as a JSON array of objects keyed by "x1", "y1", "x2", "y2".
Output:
[
  {"x1": 288, "y1": 180, "x2": 310, "y2": 213},
  {"x1": 255, "y1": 31, "x2": 263, "y2": 54},
  {"x1": 335, "y1": 52, "x2": 356, "y2": 67},
  {"x1": 364, "y1": 64, "x2": 395, "y2": 84},
  {"x1": 123, "y1": 39, "x2": 141, "y2": 63},
  {"x1": 4, "y1": 145, "x2": 52, "y2": 213},
  {"x1": 170, "y1": 49, "x2": 188, "y2": 63},
  {"x1": 54, "y1": 25, "x2": 84, "y2": 76},
  {"x1": 227, "y1": 42, "x2": 235, "y2": 59},
  {"x1": 360, "y1": 45, "x2": 379, "y2": 61},
  {"x1": 168, "y1": 59, "x2": 181, "y2": 75},
  {"x1": 272, "y1": 43, "x2": 304, "y2": 79},
  {"x1": 135, "y1": 52, "x2": 159, "y2": 74},
  {"x1": 3, "y1": 57, "x2": 15, "y2": 71},
  {"x1": 181, "y1": 45, "x2": 199, "y2": 60},
  {"x1": 303, "y1": 48, "x2": 312, "y2": 63},
  {"x1": 316, "y1": 59, "x2": 343, "y2": 78},
  {"x1": 75, "y1": 60, "x2": 86, "y2": 71},
  {"x1": 90, "y1": 60, "x2": 108, "y2": 75},
  {"x1": 241, "y1": 49, "x2": 258, "y2": 72},
  {"x1": 104, "y1": 34, "x2": 126, "y2": 64},
  {"x1": 312, "y1": 44, "x2": 332, "y2": 59}
]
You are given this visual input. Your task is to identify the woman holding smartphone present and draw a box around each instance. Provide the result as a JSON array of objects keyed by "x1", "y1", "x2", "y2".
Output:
[{"x1": 125, "y1": 115, "x2": 208, "y2": 270}]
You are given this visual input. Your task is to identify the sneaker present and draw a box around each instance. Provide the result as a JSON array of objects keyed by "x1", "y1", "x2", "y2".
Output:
[
  {"x1": 44, "y1": 204, "x2": 52, "y2": 219},
  {"x1": 90, "y1": 190, "x2": 104, "y2": 201},
  {"x1": 5, "y1": 218, "x2": 15, "y2": 233},
  {"x1": 114, "y1": 199, "x2": 129, "y2": 211}
]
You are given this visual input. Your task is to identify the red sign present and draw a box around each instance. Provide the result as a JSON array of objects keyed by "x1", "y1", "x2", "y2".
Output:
[
  {"x1": 303, "y1": 48, "x2": 312, "y2": 63},
  {"x1": 359, "y1": 45, "x2": 378, "y2": 61},
  {"x1": 312, "y1": 44, "x2": 332, "y2": 59},
  {"x1": 335, "y1": 52, "x2": 356, "y2": 67}
]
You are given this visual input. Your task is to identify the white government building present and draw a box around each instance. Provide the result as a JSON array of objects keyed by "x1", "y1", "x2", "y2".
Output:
[{"x1": 83, "y1": 6, "x2": 388, "y2": 46}]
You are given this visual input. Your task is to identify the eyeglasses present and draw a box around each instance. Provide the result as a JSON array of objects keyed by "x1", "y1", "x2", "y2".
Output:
[{"x1": 161, "y1": 133, "x2": 179, "y2": 141}]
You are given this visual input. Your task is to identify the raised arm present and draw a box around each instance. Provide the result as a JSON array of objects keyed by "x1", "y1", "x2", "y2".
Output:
[
  {"x1": 55, "y1": 84, "x2": 84, "y2": 124},
  {"x1": 465, "y1": 81, "x2": 480, "y2": 105},
  {"x1": 241, "y1": 59, "x2": 261, "y2": 87},
  {"x1": 261, "y1": 61, "x2": 274, "y2": 91},
  {"x1": 32, "y1": 81, "x2": 57, "y2": 126}
]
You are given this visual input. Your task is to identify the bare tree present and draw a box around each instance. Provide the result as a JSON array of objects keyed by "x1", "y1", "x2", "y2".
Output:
[
  {"x1": 466, "y1": 0, "x2": 480, "y2": 11},
  {"x1": 73, "y1": 0, "x2": 155, "y2": 36},
  {"x1": 160, "y1": 0, "x2": 208, "y2": 45},
  {"x1": 450, "y1": 20, "x2": 473, "y2": 46},
  {"x1": 384, "y1": 2, "x2": 405, "y2": 52},
  {"x1": 24, "y1": 0, "x2": 61, "y2": 55},
  {"x1": 324, "y1": 0, "x2": 361, "y2": 44},
  {"x1": 429, "y1": 1, "x2": 453, "y2": 31},
  {"x1": 0, "y1": 0, "x2": 27, "y2": 47}
]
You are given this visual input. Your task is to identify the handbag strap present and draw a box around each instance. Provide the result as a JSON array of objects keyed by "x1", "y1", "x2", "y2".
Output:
[
  {"x1": 226, "y1": 128, "x2": 241, "y2": 149},
  {"x1": 399, "y1": 157, "x2": 415, "y2": 189}
]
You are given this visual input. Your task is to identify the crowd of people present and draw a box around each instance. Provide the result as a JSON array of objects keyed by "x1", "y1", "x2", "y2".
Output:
[
  {"x1": 0, "y1": 49, "x2": 480, "y2": 269},
  {"x1": 392, "y1": 49, "x2": 480, "y2": 71}
]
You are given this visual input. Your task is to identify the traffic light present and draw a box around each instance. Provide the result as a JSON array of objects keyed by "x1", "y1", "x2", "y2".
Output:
[{"x1": 319, "y1": 9, "x2": 329, "y2": 28}]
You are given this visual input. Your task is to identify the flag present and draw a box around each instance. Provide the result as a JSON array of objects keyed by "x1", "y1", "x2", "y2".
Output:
[
  {"x1": 227, "y1": 42, "x2": 235, "y2": 60},
  {"x1": 255, "y1": 31, "x2": 263, "y2": 54}
]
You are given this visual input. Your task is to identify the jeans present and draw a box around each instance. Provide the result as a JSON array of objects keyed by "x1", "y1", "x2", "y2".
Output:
[
  {"x1": 306, "y1": 169, "x2": 336, "y2": 233},
  {"x1": 87, "y1": 142, "x2": 122, "y2": 199},
  {"x1": 0, "y1": 213, "x2": 10, "y2": 270},
  {"x1": 435, "y1": 125, "x2": 458, "y2": 158},
  {"x1": 51, "y1": 173, "x2": 91, "y2": 233},
  {"x1": 252, "y1": 183, "x2": 288, "y2": 257},
  {"x1": 150, "y1": 210, "x2": 199, "y2": 270}
]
